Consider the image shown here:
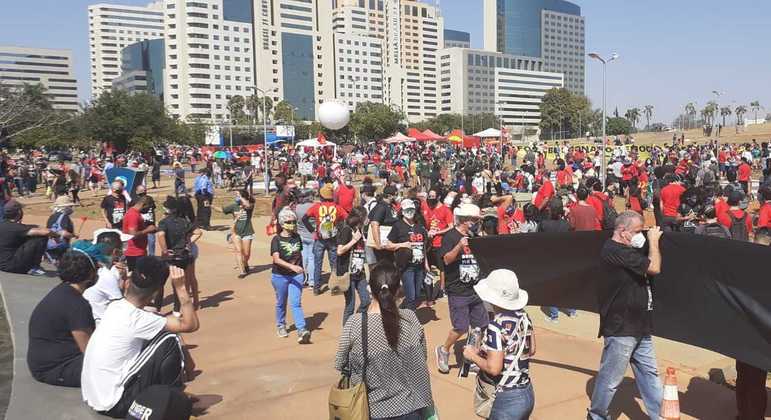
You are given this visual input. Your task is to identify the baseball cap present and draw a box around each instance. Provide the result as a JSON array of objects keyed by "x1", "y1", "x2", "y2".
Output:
[
  {"x1": 456, "y1": 203, "x2": 481, "y2": 218},
  {"x1": 400, "y1": 198, "x2": 416, "y2": 211}
]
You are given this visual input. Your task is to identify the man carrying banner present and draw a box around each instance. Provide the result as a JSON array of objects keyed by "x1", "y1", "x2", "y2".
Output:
[{"x1": 588, "y1": 211, "x2": 663, "y2": 420}]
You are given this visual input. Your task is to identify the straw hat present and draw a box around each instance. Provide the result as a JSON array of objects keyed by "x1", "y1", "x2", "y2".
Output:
[
  {"x1": 473, "y1": 269, "x2": 529, "y2": 311},
  {"x1": 51, "y1": 196, "x2": 77, "y2": 209}
]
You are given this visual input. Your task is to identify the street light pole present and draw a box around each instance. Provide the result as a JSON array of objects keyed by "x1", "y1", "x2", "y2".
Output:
[
  {"x1": 588, "y1": 52, "x2": 618, "y2": 187},
  {"x1": 249, "y1": 86, "x2": 276, "y2": 196},
  {"x1": 712, "y1": 90, "x2": 722, "y2": 155}
]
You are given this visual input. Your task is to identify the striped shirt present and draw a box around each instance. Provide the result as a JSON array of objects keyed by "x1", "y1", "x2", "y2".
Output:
[{"x1": 481, "y1": 310, "x2": 533, "y2": 389}]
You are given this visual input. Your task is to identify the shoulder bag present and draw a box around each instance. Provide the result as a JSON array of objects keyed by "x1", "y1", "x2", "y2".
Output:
[{"x1": 329, "y1": 312, "x2": 369, "y2": 420}]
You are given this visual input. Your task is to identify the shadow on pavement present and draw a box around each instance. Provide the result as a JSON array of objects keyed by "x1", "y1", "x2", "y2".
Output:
[
  {"x1": 416, "y1": 307, "x2": 440, "y2": 325},
  {"x1": 305, "y1": 312, "x2": 329, "y2": 332},
  {"x1": 191, "y1": 394, "x2": 224, "y2": 416},
  {"x1": 199, "y1": 290, "x2": 234, "y2": 309}
]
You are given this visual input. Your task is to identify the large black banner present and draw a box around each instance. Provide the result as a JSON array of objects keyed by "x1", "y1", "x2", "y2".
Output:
[{"x1": 470, "y1": 232, "x2": 771, "y2": 370}]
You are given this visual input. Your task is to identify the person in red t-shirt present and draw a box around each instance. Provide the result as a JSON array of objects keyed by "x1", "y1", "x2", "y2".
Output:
[
  {"x1": 533, "y1": 171, "x2": 555, "y2": 210},
  {"x1": 659, "y1": 176, "x2": 687, "y2": 231},
  {"x1": 302, "y1": 184, "x2": 349, "y2": 295},
  {"x1": 496, "y1": 196, "x2": 526, "y2": 234},
  {"x1": 122, "y1": 196, "x2": 157, "y2": 271},
  {"x1": 586, "y1": 181, "x2": 607, "y2": 224},
  {"x1": 715, "y1": 187, "x2": 730, "y2": 220},
  {"x1": 718, "y1": 190, "x2": 753, "y2": 238},
  {"x1": 421, "y1": 189, "x2": 454, "y2": 301},
  {"x1": 737, "y1": 157, "x2": 752, "y2": 195},
  {"x1": 568, "y1": 186, "x2": 600, "y2": 231},
  {"x1": 334, "y1": 175, "x2": 358, "y2": 213},
  {"x1": 758, "y1": 187, "x2": 771, "y2": 229}
]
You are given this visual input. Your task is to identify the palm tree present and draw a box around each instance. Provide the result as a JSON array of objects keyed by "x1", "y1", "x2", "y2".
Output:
[
  {"x1": 227, "y1": 95, "x2": 246, "y2": 124},
  {"x1": 685, "y1": 102, "x2": 696, "y2": 130},
  {"x1": 625, "y1": 108, "x2": 641, "y2": 130},
  {"x1": 705, "y1": 101, "x2": 718, "y2": 125},
  {"x1": 750, "y1": 101, "x2": 762, "y2": 123},
  {"x1": 720, "y1": 106, "x2": 732, "y2": 128},
  {"x1": 643, "y1": 105, "x2": 654, "y2": 130},
  {"x1": 735, "y1": 105, "x2": 747, "y2": 126}
]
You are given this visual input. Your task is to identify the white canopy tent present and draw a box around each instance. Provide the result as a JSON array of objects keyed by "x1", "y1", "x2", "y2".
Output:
[
  {"x1": 296, "y1": 138, "x2": 338, "y2": 157},
  {"x1": 472, "y1": 128, "x2": 502, "y2": 138},
  {"x1": 382, "y1": 132, "x2": 416, "y2": 144}
]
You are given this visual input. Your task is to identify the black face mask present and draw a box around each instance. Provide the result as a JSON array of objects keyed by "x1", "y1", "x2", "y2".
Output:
[{"x1": 426, "y1": 198, "x2": 438, "y2": 207}]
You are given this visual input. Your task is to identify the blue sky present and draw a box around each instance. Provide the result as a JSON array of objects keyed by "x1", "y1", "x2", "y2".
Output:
[{"x1": 2, "y1": 0, "x2": 770, "y2": 124}]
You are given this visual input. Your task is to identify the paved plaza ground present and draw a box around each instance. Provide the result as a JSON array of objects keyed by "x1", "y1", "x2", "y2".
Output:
[{"x1": 17, "y1": 208, "x2": 768, "y2": 419}]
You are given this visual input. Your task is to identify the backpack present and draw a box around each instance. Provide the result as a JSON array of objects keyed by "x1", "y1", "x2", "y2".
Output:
[
  {"x1": 701, "y1": 169, "x2": 715, "y2": 187},
  {"x1": 728, "y1": 212, "x2": 749, "y2": 242},
  {"x1": 317, "y1": 203, "x2": 340, "y2": 240},
  {"x1": 600, "y1": 196, "x2": 618, "y2": 230},
  {"x1": 694, "y1": 222, "x2": 731, "y2": 240}
]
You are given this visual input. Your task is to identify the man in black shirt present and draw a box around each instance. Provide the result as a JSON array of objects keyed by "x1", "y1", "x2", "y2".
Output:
[
  {"x1": 27, "y1": 246, "x2": 98, "y2": 387},
  {"x1": 434, "y1": 203, "x2": 487, "y2": 375},
  {"x1": 588, "y1": 211, "x2": 663, "y2": 420},
  {"x1": 101, "y1": 181, "x2": 127, "y2": 229},
  {"x1": 367, "y1": 185, "x2": 399, "y2": 264},
  {"x1": 0, "y1": 200, "x2": 71, "y2": 275}
]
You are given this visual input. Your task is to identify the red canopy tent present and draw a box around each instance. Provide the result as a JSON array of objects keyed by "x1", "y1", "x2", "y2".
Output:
[
  {"x1": 422, "y1": 129, "x2": 445, "y2": 141},
  {"x1": 446, "y1": 130, "x2": 480, "y2": 149},
  {"x1": 407, "y1": 128, "x2": 431, "y2": 142}
]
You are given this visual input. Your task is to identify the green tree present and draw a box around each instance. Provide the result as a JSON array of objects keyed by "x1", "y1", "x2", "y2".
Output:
[
  {"x1": 606, "y1": 117, "x2": 633, "y2": 135},
  {"x1": 750, "y1": 101, "x2": 762, "y2": 123},
  {"x1": 719, "y1": 106, "x2": 732, "y2": 127},
  {"x1": 735, "y1": 105, "x2": 747, "y2": 126},
  {"x1": 80, "y1": 90, "x2": 189, "y2": 153},
  {"x1": 273, "y1": 100, "x2": 296, "y2": 123},
  {"x1": 246, "y1": 94, "x2": 274, "y2": 123},
  {"x1": 685, "y1": 102, "x2": 696, "y2": 130},
  {"x1": 539, "y1": 88, "x2": 594, "y2": 139},
  {"x1": 643, "y1": 105, "x2": 654, "y2": 130},
  {"x1": 0, "y1": 83, "x2": 74, "y2": 146},
  {"x1": 349, "y1": 102, "x2": 404, "y2": 143},
  {"x1": 624, "y1": 108, "x2": 640, "y2": 130},
  {"x1": 227, "y1": 95, "x2": 246, "y2": 124}
]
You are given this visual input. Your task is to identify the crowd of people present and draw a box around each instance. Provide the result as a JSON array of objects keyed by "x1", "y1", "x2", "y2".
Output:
[{"x1": 1, "y1": 134, "x2": 771, "y2": 420}]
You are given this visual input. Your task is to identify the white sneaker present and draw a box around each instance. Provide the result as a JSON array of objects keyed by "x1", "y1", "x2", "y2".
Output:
[{"x1": 27, "y1": 267, "x2": 46, "y2": 276}]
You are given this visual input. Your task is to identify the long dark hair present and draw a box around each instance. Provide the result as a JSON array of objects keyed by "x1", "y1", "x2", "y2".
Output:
[{"x1": 369, "y1": 262, "x2": 401, "y2": 349}]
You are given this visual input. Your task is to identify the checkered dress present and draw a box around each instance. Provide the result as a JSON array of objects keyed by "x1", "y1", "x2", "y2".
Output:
[{"x1": 335, "y1": 310, "x2": 434, "y2": 418}]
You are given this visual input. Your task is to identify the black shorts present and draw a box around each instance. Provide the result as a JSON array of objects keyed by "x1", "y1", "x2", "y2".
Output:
[{"x1": 427, "y1": 247, "x2": 443, "y2": 270}]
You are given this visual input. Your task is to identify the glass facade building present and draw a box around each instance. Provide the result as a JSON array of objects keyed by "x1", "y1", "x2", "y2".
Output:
[
  {"x1": 495, "y1": 0, "x2": 580, "y2": 57},
  {"x1": 223, "y1": 0, "x2": 253, "y2": 24},
  {"x1": 281, "y1": 32, "x2": 315, "y2": 120},
  {"x1": 119, "y1": 39, "x2": 165, "y2": 99},
  {"x1": 444, "y1": 29, "x2": 470, "y2": 48}
]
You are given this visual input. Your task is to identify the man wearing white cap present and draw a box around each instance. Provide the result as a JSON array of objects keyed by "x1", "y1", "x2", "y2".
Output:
[
  {"x1": 463, "y1": 269, "x2": 536, "y2": 419},
  {"x1": 435, "y1": 203, "x2": 488, "y2": 374}
]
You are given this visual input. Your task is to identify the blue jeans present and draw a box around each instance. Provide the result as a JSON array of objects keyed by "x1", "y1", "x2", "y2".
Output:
[
  {"x1": 313, "y1": 238, "x2": 337, "y2": 293},
  {"x1": 343, "y1": 273, "x2": 371, "y2": 326},
  {"x1": 588, "y1": 336, "x2": 662, "y2": 420},
  {"x1": 547, "y1": 307, "x2": 576, "y2": 320},
  {"x1": 490, "y1": 383, "x2": 535, "y2": 420},
  {"x1": 401, "y1": 265, "x2": 425, "y2": 310},
  {"x1": 147, "y1": 233, "x2": 156, "y2": 256},
  {"x1": 270, "y1": 273, "x2": 306, "y2": 332},
  {"x1": 371, "y1": 409, "x2": 422, "y2": 420},
  {"x1": 301, "y1": 238, "x2": 316, "y2": 286}
]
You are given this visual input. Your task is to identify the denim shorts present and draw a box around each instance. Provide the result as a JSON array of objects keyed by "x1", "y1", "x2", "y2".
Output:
[{"x1": 448, "y1": 293, "x2": 489, "y2": 332}]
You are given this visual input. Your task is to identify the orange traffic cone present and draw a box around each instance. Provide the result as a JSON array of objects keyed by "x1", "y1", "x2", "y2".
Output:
[{"x1": 661, "y1": 367, "x2": 681, "y2": 420}]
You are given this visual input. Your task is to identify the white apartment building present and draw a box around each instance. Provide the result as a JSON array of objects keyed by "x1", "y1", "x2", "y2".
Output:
[
  {"x1": 331, "y1": 0, "x2": 386, "y2": 110},
  {"x1": 399, "y1": 0, "x2": 443, "y2": 122},
  {"x1": 0, "y1": 46, "x2": 79, "y2": 112},
  {"x1": 254, "y1": 0, "x2": 336, "y2": 121},
  {"x1": 163, "y1": 0, "x2": 255, "y2": 121},
  {"x1": 438, "y1": 47, "x2": 562, "y2": 129},
  {"x1": 88, "y1": 1, "x2": 164, "y2": 99}
]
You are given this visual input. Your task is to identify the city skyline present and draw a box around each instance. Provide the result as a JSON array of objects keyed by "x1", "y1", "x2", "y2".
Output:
[{"x1": 1, "y1": 0, "x2": 770, "y2": 125}]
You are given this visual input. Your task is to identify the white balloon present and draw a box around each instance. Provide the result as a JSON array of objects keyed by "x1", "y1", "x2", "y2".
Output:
[{"x1": 318, "y1": 101, "x2": 350, "y2": 130}]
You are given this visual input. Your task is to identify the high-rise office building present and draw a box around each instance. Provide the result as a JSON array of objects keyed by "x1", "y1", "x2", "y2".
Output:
[
  {"x1": 164, "y1": 0, "x2": 256, "y2": 121},
  {"x1": 331, "y1": 0, "x2": 386, "y2": 110},
  {"x1": 254, "y1": 0, "x2": 335, "y2": 121},
  {"x1": 0, "y1": 46, "x2": 79, "y2": 112},
  {"x1": 444, "y1": 29, "x2": 470, "y2": 49},
  {"x1": 88, "y1": 2, "x2": 164, "y2": 99},
  {"x1": 439, "y1": 47, "x2": 563, "y2": 131},
  {"x1": 112, "y1": 39, "x2": 165, "y2": 99},
  {"x1": 482, "y1": 0, "x2": 584, "y2": 94}
]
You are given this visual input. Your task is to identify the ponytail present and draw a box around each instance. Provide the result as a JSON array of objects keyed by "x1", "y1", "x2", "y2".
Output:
[{"x1": 369, "y1": 262, "x2": 401, "y2": 349}]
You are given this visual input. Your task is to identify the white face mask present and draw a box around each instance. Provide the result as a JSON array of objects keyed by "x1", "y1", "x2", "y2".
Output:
[{"x1": 630, "y1": 232, "x2": 646, "y2": 249}]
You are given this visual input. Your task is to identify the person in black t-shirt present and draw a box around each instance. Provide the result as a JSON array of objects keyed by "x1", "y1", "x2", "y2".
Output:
[
  {"x1": 336, "y1": 207, "x2": 370, "y2": 326},
  {"x1": 270, "y1": 207, "x2": 310, "y2": 344},
  {"x1": 588, "y1": 211, "x2": 663, "y2": 420},
  {"x1": 367, "y1": 185, "x2": 399, "y2": 264},
  {"x1": 27, "y1": 244, "x2": 99, "y2": 387},
  {"x1": 539, "y1": 198, "x2": 576, "y2": 322},
  {"x1": 0, "y1": 200, "x2": 71, "y2": 275},
  {"x1": 157, "y1": 196, "x2": 201, "y2": 311},
  {"x1": 101, "y1": 181, "x2": 127, "y2": 229},
  {"x1": 434, "y1": 203, "x2": 488, "y2": 375},
  {"x1": 386, "y1": 198, "x2": 429, "y2": 310}
]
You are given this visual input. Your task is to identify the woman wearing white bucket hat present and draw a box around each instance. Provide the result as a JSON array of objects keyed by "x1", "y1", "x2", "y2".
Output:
[{"x1": 463, "y1": 269, "x2": 536, "y2": 420}]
